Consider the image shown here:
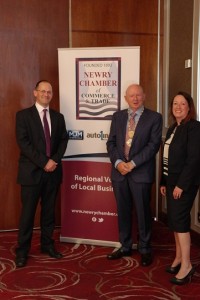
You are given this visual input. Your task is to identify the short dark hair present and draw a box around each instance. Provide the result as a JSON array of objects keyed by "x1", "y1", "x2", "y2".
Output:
[
  {"x1": 170, "y1": 91, "x2": 196, "y2": 123},
  {"x1": 35, "y1": 80, "x2": 51, "y2": 90}
]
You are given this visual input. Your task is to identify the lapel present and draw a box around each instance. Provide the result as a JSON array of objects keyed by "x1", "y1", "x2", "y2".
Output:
[
  {"x1": 31, "y1": 105, "x2": 46, "y2": 143},
  {"x1": 31, "y1": 105, "x2": 44, "y2": 131},
  {"x1": 121, "y1": 109, "x2": 128, "y2": 138},
  {"x1": 49, "y1": 109, "x2": 56, "y2": 142}
]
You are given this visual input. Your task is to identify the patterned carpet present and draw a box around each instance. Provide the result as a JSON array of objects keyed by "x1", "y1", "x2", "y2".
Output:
[{"x1": 0, "y1": 221, "x2": 200, "y2": 300}]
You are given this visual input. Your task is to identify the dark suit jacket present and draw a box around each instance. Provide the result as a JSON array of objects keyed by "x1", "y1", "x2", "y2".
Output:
[
  {"x1": 16, "y1": 105, "x2": 68, "y2": 185},
  {"x1": 107, "y1": 108, "x2": 163, "y2": 183},
  {"x1": 160, "y1": 119, "x2": 200, "y2": 191}
]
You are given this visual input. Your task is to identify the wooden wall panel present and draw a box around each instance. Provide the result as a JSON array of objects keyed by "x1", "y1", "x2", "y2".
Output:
[
  {"x1": 168, "y1": 0, "x2": 193, "y2": 104},
  {"x1": 71, "y1": 0, "x2": 160, "y2": 111},
  {"x1": 0, "y1": 0, "x2": 69, "y2": 230},
  {"x1": 0, "y1": 0, "x2": 163, "y2": 230},
  {"x1": 71, "y1": 0, "x2": 158, "y2": 34},
  {"x1": 72, "y1": 32, "x2": 158, "y2": 109}
]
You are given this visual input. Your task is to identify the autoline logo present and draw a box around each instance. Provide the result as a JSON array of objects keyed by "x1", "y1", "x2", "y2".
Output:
[{"x1": 87, "y1": 131, "x2": 109, "y2": 140}]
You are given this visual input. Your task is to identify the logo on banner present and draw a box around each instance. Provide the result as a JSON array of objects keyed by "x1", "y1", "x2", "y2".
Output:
[
  {"x1": 87, "y1": 130, "x2": 108, "y2": 140},
  {"x1": 76, "y1": 57, "x2": 121, "y2": 120},
  {"x1": 68, "y1": 130, "x2": 84, "y2": 140},
  {"x1": 92, "y1": 217, "x2": 104, "y2": 223}
]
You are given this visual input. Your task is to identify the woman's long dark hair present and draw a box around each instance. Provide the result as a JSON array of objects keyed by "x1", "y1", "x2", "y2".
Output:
[{"x1": 170, "y1": 91, "x2": 196, "y2": 124}]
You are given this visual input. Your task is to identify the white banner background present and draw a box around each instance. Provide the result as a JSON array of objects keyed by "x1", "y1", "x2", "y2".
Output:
[{"x1": 58, "y1": 47, "x2": 140, "y2": 159}]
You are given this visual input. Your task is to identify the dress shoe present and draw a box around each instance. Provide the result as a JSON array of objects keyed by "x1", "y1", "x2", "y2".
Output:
[
  {"x1": 15, "y1": 256, "x2": 27, "y2": 268},
  {"x1": 107, "y1": 248, "x2": 132, "y2": 260},
  {"x1": 141, "y1": 253, "x2": 153, "y2": 266},
  {"x1": 170, "y1": 266, "x2": 196, "y2": 285},
  {"x1": 41, "y1": 247, "x2": 63, "y2": 259},
  {"x1": 166, "y1": 263, "x2": 181, "y2": 274}
]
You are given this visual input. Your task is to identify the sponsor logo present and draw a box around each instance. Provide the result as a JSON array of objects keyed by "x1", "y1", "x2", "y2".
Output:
[
  {"x1": 86, "y1": 131, "x2": 109, "y2": 140},
  {"x1": 68, "y1": 130, "x2": 109, "y2": 141},
  {"x1": 68, "y1": 130, "x2": 84, "y2": 140}
]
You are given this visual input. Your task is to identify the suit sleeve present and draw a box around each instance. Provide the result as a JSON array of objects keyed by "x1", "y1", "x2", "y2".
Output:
[
  {"x1": 176, "y1": 121, "x2": 200, "y2": 190},
  {"x1": 106, "y1": 112, "x2": 124, "y2": 165}
]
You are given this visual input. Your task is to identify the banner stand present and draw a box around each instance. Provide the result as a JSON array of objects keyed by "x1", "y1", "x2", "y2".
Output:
[{"x1": 58, "y1": 47, "x2": 140, "y2": 247}]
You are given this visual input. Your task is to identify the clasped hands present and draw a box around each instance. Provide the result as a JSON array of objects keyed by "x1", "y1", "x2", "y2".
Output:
[
  {"x1": 117, "y1": 161, "x2": 135, "y2": 175},
  {"x1": 44, "y1": 159, "x2": 58, "y2": 172}
]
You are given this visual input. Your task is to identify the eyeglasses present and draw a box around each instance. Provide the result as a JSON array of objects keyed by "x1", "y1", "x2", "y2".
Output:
[{"x1": 37, "y1": 90, "x2": 52, "y2": 95}]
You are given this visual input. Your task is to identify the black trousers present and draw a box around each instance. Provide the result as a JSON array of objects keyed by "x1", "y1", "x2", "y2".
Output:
[
  {"x1": 112, "y1": 176, "x2": 152, "y2": 254},
  {"x1": 16, "y1": 172, "x2": 60, "y2": 256}
]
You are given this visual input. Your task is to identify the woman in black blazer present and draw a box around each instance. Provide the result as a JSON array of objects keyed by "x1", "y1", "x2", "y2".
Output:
[{"x1": 160, "y1": 91, "x2": 200, "y2": 285}]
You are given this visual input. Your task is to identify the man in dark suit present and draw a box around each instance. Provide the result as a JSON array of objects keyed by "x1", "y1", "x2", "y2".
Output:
[
  {"x1": 106, "y1": 84, "x2": 162, "y2": 266},
  {"x1": 15, "y1": 80, "x2": 68, "y2": 268}
]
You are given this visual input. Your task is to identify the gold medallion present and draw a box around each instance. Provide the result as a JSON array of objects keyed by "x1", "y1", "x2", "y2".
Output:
[
  {"x1": 128, "y1": 130, "x2": 134, "y2": 138},
  {"x1": 126, "y1": 139, "x2": 132, "y2": 147}
]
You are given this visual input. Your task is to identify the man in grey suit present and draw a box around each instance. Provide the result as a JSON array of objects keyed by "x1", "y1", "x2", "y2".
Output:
[
  {"x1": 15, "y1": 80, "x2": 68, "y2": 267},
  {"x1": 106, "y1": 84, "x2": 162, "y2": 266}
]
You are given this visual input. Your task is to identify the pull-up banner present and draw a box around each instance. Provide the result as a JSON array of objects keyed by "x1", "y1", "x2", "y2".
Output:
[{"x1": 58, "y1": 47, "x2": 140, "y2": 247}]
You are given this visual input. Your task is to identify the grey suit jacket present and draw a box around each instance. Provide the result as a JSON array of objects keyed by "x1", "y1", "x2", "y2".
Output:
[
  {"x1": 107, "y1": 107, "x2": 163, "y2": 183},
  {"x1": 16, "y1": 105, "x2": 68, "y2": 185}
]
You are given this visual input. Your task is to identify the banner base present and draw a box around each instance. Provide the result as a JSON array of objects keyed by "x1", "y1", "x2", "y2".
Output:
[
  {"x1": 60, "y1": 236, "x2": 137, "y2": 249},
  {"x1": 60, "y1": 236, "x2": 120, "y2": 247}
]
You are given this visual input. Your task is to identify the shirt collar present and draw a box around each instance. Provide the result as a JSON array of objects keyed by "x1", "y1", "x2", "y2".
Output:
[
  {"x1": 128, "y1": 105, "x2": 144, "y2": 116},
  {"x1": 35, "y1": 102, "x2": 49, "y2": 113}
]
